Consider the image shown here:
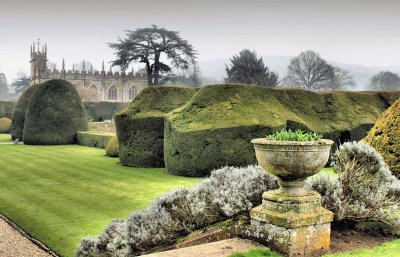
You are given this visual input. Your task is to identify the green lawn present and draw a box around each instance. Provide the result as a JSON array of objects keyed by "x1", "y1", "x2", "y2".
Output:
[
  {"x1": 0, "y1": 133, "x2": 11, "y2": 143},
  {"x1": 231, "y1": 240, "x2": 400, "y2": 257},
  {"x1": 0, "y1": 142, "x2": 200, "y2": 257},
  {"x1": 1, "y1": 138, "x2": 397, "y2": 257}
]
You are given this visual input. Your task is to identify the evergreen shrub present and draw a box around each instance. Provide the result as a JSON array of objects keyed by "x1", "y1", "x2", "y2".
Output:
[
  {"x1": 77, "y1": 131, "x2": 114, "y2": 149},
  {"x1": 165, "y1": 84, "x2": 400, "y2": 176},
  {"x1": 364, "y1": 99, "x2": 400, "y2": 178},
  {"x1": 115, "y1": 86, "x2": 197, "y2": 167},
  {"x1": 23, "y1": 79, "x2": 88, "y2": 145},
  {"x1": 0, "y1": 117, "x2": 11, "y2": 133},
  {"x1": 106, "y1": 134, "x2": 119, "y2": 157}
]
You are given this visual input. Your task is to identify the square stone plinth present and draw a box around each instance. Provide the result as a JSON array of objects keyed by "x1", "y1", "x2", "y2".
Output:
[
  {"x1": 248, "y1": 219, "x2": 331, "y2": 257},
  {"x1": 250, "y1": 205, "x2": 333, "y2": 228},
  {"x1": 249, "y1": 205, "x2": 333, "y2": 256}
]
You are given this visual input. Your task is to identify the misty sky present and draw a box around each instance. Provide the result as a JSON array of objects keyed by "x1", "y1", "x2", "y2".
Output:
[{"x1": 1, "y1": 0, "x2": 400, "y2": 81}]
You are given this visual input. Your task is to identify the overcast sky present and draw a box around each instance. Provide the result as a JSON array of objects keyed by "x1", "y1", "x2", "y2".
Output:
[{"x1": 1, "y1": 0, "x2": 400, "y2": 81}]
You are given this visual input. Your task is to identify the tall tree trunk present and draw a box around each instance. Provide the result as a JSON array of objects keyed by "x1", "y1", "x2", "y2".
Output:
[
  {"x1": 153, "y1": 52, "x2": 161, "y2": 85},
  {"x1": 146, "y1": 61, "x2": 153, "y2": 86}
]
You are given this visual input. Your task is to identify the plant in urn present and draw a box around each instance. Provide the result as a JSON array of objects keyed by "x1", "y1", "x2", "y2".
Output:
[{"x1": 249, "y1": 129, "x2": 334, "y2": 257}]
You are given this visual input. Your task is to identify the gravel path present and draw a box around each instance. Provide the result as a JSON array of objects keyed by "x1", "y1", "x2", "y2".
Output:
[{"x1": 0, "y1": 218, "x2": 53, "y2": 257}]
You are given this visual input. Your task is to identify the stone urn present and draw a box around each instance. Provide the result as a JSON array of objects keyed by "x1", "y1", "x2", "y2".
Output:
[
  {"x1": 251, "y1": 138, "x2": 334, "y2": 196},
  {"x1": 249, "y1": 138, "x2": 334, "y2": 257}
]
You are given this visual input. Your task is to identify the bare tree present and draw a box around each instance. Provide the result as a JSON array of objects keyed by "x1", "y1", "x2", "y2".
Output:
[
  {"x1": 284, "y1": 50, "x2": 334, "y2": 91},
  {"x1": 370, "y1": 71, "x2": 400, "y2": 90},
  {"x1": 330, "y1": 67, "x2": 356, "y2": 90}
]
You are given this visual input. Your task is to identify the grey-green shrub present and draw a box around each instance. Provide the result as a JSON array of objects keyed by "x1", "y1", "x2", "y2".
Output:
[
  {"x1": 307, "y1": 141, "x2": 400, "y2": 223},
  {"x1": 77, "y1": 131, "x2": 114, "y2": 149},
  {"x1": 76, "y1": 165, "x2": 278, "y2": 256},
  {"x1": 23, "y1": 79, "x2": 88, "y2": 145},
  {"x1": 10, "y1": 84, "x2": 40, "y2": 140}
]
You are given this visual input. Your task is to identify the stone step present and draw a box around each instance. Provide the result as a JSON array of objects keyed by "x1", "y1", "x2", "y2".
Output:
[{"x1": 141, "y1": 238, "x2": 265, "y2": 257}]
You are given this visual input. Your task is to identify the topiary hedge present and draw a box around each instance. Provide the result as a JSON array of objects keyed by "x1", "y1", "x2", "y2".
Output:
[
  {"x1": 23, "y1": 79, "x2": 88, "y2": 145},
  {"x1": 0, "y1": 117, "x2": 11, "y2": 133},
  {"x1": 164, "y1": 84, "x2": 400, "y2": 176},
  {"x1": 106, "y1": 134, "x2": 119, "y2": 157},
  {"x1": 364, "y1": 99, "x2": 400, "y2": 178},
  {"x1": 10, "y1": 84, "x2": 40, "y2": 140},
  {"x1": 77, "y1": 131, "x2": 114, "y2": 149},
  {"x1": 84, "y1": 102, "x2": 129, "y2": 121},
  {"x1": 0, "y1": 101, "x2": 16, "y2": 119},
  {"x1": 114, "y1": 86, "x2": 197, "y2": 167}
]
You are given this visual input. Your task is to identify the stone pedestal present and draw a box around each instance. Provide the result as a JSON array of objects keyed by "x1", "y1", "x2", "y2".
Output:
[{"x1": 250, "y1": 188, "x2": 333, "y2": 257}]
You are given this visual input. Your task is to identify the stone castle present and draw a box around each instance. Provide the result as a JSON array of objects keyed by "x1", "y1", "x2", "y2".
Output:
[{"x1": 29, "y1": 41, "x2": 148, "y2": 102}]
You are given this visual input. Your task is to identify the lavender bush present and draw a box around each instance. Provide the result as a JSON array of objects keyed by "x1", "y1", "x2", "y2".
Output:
[
  {"x1": 307, "y1": 141, "x2": 400, "y2": 224},
  {"x1": 76, "y1": 166, "x2": 278, "y2": 256}
]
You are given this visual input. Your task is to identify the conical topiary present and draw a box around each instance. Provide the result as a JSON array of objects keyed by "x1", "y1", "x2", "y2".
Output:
[
  {"x1": 23, "y1": 79, "x2": 88, "y2": 145},
  {"x1": 106, "y1": 134, "x2": 119, "y2": 157},
  {"x1": 364, "y1": 99, "x2": 400, "y2": 178}
]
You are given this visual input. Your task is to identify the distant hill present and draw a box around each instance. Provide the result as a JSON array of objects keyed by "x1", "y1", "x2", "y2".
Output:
[{"x1": 199, "y1": 55, "x2": 400, "y2": 90}]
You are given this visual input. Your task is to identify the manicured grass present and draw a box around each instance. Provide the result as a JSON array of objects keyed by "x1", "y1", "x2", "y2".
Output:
[
  {"x1": 0, "y1": 133, "x2": 11, "y2": 143},
  {"x1": 229, "y1": 248, "x2": 281, "y2": 257},
  {"x1": 231, "y1": 240, "x2": 400, "y2": 257},
  {"x1": 0, "y1": 144, "x2": 200, "y2": 257},
  {"x1": 326, "y1": 239, "x2": 400, "y2": 257}
]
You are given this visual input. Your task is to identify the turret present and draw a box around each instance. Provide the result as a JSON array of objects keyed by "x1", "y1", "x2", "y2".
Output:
[
  {"x1": 29, "y1": 39, "x2": 48, "y2": 85},
  {"x1": 82, "y1": 60, "x2": 86, "y2": 74}
]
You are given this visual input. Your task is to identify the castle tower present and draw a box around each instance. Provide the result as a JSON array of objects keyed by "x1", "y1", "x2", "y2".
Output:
[{"x1": 30, "y1": 39, "x2": 48, "y2": 85}]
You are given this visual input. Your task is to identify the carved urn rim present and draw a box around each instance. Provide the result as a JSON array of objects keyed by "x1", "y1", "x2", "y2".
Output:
[{"x1": 251, "y1": 138, "x2": 334, "y2": 146}]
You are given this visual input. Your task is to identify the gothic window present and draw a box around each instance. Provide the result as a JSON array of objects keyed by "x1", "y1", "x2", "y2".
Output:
[
  {"x1": 108, "y1": 85, "x2": 117, "y2": 100},
  {"x1": 128, "y1": 86, "x2": 137, "y2": 100},
  {"x1": 90, "y1": 85, "x2": 98, "y2": 100}
]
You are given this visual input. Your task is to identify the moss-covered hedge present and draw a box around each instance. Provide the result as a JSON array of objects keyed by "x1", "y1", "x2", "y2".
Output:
[
  {"x1": 114, "y1": 86, "x2": 197, "y2": 167},
  {"x1": 23, "y1": 79, "x2": 88, "y2": 145},
  {"x1": 0, "y1": 101, "x2": 16, "y2": 119},
  {"x1": 84, "y1": 102, "x2": 128, "y2": 121},
  {"x1": 164, "y1": 84, "x2": 400, "y2": 176},
  {"x1": 106, "y1": 134, "x2": 119, "y2": 157},
  {"x1": 363, "y1": 99, "x2": 400, "y2": 178},
  {"x1": 0, "y1": 117, "x2": 11, "y2": 133},
  {"x1": 10, "y1": 84, "x2": 40, "y2": 140},
  {"x1": 77, "y1": 131, "x2": 114, "y2": 149}
]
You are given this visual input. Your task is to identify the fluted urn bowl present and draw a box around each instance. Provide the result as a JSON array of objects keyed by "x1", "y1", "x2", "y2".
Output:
[{"x1": 251, "y1": 138, "x2": 334, "y2": 195}]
